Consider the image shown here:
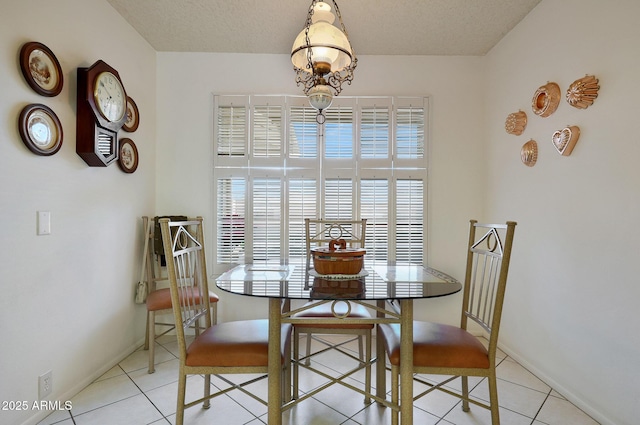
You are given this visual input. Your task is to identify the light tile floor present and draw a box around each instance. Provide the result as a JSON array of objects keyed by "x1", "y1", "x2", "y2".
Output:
[{"x1": 38, "y1": 334, "x2": 599, "y2": 425}]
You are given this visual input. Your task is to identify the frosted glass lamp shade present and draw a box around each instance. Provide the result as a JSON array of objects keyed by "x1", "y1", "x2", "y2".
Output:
[
  {"x1": 291, "y1": 2, "x2": 354, "y2": 74},
  {"x1": 308, "y1": 85, "x2": 333, "y2": 111}
]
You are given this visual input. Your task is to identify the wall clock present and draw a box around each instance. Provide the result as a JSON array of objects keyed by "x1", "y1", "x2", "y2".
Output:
[{"x1": 76, "y1": 60, "x2": 128, "y2": 166}]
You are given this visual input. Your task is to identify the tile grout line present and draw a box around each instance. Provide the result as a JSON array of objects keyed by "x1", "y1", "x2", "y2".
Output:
[
  {"x1": 121, "y1": 359, "x2": 174, "y2": 424},
  {"x1": 530, "y1": 389, "x2": 553, "y2": 425}
]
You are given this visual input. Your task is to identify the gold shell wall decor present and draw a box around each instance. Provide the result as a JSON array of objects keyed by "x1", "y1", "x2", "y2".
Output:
[
  {"x1": 566, "y1": 75, "x2": 599, "y2": 109},
  {"x1": 521, "y1": 139, "x2": 538, "y2": 167},
  {"x1": 505, "y1": 110, "x2": 527, "y2": 135},
  {"x1": 552, "y1": 126, "x2": 580, "y2": 156},
  {"x1": 532, "y1": 82, "x2": 561, "y2": 117}
]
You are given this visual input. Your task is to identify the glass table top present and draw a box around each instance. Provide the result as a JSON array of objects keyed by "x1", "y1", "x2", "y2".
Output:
[{"x1": 214, "y1": 261, "x2": 462, "y2": 301}]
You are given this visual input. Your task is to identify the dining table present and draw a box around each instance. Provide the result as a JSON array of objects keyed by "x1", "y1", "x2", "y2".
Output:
[{"x1": 215, "y1": 260, "x2": 462, "y2": 425}]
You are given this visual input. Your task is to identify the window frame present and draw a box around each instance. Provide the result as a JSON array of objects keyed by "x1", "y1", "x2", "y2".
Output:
[{"x1": 212, "y1": 94, "x2": 429, "y2": 274}]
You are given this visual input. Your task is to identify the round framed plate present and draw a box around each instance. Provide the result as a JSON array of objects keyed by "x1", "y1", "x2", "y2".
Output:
[
  {"x1": 123, "y1": 96, "x2": 140, "y2": 132},
  {"x1": 18, "y1": 103, "x2": 63, "y2": 156},
  {"x1": 19, "y1": 41, "x2": 64, "y2": 97},
  {"x1": 118, "y1": 138, "x2": 139, "y2": 173}
]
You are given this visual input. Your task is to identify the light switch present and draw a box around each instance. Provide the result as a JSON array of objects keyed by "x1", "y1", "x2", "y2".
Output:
[{"x1": 38, "y1": 211, "x2": 51, "y2": 235}]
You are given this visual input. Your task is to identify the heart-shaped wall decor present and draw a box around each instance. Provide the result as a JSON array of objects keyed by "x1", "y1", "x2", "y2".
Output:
[{"x1": 552, "y1": 126, "x2": 580, "y2": 156}]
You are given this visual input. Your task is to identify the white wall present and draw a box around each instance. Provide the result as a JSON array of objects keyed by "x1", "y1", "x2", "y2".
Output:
[
  {"x1": 0, "y1": 1, "x2": 156, "y2": 424},
  {"x1": 156, "y1": 53, "x2": 487, "y2": 322},
  {"x1": 485, "y1": 1, "x2": 640, "y2": 424},
  {"x1": 3, "y1": 0, "x2": 635, "y2": 424}
]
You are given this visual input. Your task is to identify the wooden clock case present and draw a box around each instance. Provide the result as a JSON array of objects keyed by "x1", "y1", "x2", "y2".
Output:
[{"x1": 76, "y1": 60, "x2": 127, "y2": 166}]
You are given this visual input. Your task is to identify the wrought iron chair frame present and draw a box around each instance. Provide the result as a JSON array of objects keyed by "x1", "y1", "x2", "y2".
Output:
[{"x1": 379, "y1": 220, "x2": 517, "y2": 425}]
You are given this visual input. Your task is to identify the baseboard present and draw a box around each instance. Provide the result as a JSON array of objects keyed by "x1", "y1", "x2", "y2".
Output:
[
  {"x1": 497, "y1": 341, "x2": 613, "y2": 425},
  {"x1": 20, "y1": 337, "x2": 146, "y2": 425}
]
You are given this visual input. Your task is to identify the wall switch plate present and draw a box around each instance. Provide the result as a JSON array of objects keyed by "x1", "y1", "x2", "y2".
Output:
[
  {"x1": 37, "y1": 211, "x2": 51, "y2": 235},
  {"x1": 39, "y1": 370, "x2": 52, "y2": 399}
]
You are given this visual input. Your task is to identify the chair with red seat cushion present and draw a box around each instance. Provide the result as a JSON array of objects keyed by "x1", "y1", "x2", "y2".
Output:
[
  {"x1": 378, "y1": 220, "x2": 517, "y2": 425},
  {"x1": 141, "y1": 216, "x2": 219, "y2": 374},
  {"x1": 159, "y1": 217, "x2": 292, "y2": 425}
]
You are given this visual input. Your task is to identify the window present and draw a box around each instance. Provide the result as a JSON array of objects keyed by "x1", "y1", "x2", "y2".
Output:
[{"x1": 213, "y1": 95, "x2": 427, "y2": 271}]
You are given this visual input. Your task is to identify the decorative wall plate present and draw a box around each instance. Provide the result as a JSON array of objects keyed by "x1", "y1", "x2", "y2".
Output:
[
  {"x1": 552, "y1": 126, "x2": 580, "y2": 156},
  {"x1": 520, "y1": 139, "x2": 538, "y2": 167},
  {"x1": 505, "y1": 110, "x2": 527, "y2": 135},
  {"x1": 18, "y1": 103, "x2": 63, "y2": 156},
  {"x1": 532, "y1": 82, "x2": 561, "y2": 117},
  {"x1": 19, "y1": 41, "x2": 63, "y2": 97},
  {"x1": 118, "y1": 138, "x2": 139, "y2": 173},
  {"x1": 566, "y1": 75, "x2": 599, "y2": 109},
  {"x1": 123, "y1": 96, "x2": 140, "y2": 132}
]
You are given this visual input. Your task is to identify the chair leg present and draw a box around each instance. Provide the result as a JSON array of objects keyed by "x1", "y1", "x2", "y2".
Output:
[
  {"x1": 144, "y1": 310, "x2": 150, "y2": 350},
  {"x1": 282, "y1": 363, "x2": 292, "y2": 403},
  {"x1": 391, "y1": 364, "x2": 399, "y2": 425},
  {"x1": 293, "y1": 328, "x2": 300, "y2": 399},
  {"x1": 488, "y1": 374, "x2": 500, "y2": 425},
  {"x1": 304, "y1": 332, "x2": 312, "y2": 366},
  {"x1": 203, "y1": 374, "x2": 211, "y2": 409},
  {"x1": 211, "y1": 303, "x2": 217, "y2": 325},
  {"x1": 176, "y1": 373, "x2": 187, "y2": 425},
  {"x1": 364, "y1": 330, "x2": 371, "y2": 404},
  {"x1": 461, "y1": 375, "x2": 470, "y2": 412},
  {"x1": 148, "y1": 311, "x2": 156, "y2": 374}
]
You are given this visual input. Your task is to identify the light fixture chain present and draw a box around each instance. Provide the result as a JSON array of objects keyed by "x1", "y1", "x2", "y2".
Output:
[{"x1": 304, "y1": 0, "x2": 318, "y2": 72}]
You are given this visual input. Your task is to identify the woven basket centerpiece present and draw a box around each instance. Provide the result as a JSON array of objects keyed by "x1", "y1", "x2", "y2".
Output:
[{"x1": 311, "y1": 239, "x2": 366, "y2": 275}]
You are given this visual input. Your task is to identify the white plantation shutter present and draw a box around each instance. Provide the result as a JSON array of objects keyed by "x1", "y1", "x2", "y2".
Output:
[
  {"x1": 252, "y1": 178, "x2": 282, "y2": 262},
  {"x1": 216, "y1": 103, "x2": 247, "y2": 156},
  {"x1": 289, "y1": 105, "x2": 318, "y2": 159},
  {"x1": 216, "y1": 177, "x2": 246, "y2": 263},
  {"x1": 288, "y1": 179, "x2": 317, "y2": 258},
  {"x1": 396, "y1": 103, "x2": 425, "y2": 159},
  {"x1": 213, "y1": 95, "x2": 427, "y2": 270},
  {"x1": 252, "y1": 104, "x2": 283, "y2": 158},
  {"x1": 323, "y1": 178, "x2": 354, "y2": 221},
  {"x1": 395, "y1": 179, "x2": 424, "y2": 263},
  {"x1": 360, "y1": 179, "x2": 389, "y2": 262},
  {"x1": 360, "y1": 106, "x2": 390, "y2": 159},
  {"x1": 324, "y1": 105, "x2": 354, "y2": 159}
]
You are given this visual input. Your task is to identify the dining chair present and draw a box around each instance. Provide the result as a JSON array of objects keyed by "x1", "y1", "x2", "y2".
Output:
[
  {"x1": 378, "y1": 220, "x2": 517, "y2": 425},
  {"x1": 159, "y1": 217, "x2": 292, "y2": 425},
  {"x1": 292, "y1": 218, "x2": 373, "y2": 403},
  {"x1": 141, "y1": 216, "x2": 220, "y2": 374}
]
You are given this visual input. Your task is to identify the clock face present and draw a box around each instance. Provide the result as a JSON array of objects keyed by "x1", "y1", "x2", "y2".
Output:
[{"x1": 93, "y1": 71, "x2": 126, "y2": 122}]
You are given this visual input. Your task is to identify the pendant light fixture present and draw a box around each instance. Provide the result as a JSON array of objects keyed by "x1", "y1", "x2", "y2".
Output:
[{"x1": 291, "y1": 0, "x2": 357, "y2": 123}]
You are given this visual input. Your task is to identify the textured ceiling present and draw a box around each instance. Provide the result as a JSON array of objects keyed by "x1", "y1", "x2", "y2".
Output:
[{"x1": 107, "y1": 0, "x2": 541, "y2": 56}]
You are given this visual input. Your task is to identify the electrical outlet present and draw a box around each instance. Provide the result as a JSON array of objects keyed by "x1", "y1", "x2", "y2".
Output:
[{"x1": 39, "y1": 370, "x2": 52, "y2": 399}]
